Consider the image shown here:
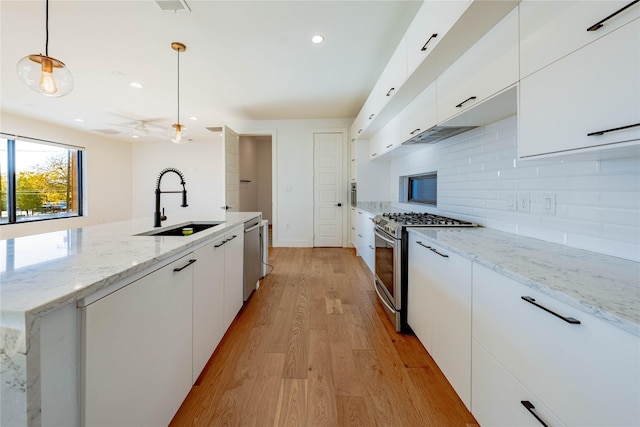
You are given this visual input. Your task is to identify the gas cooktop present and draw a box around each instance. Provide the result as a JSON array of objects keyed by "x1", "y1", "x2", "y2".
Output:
[{"x1": 381, "y1": 212, "x2": 475, "y2": 226}]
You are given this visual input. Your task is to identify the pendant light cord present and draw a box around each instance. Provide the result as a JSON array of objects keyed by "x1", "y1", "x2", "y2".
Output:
[
  {"x1": 45, "y1": 0, "x2": 49, "y2": 56},
  {"x1": 177, "y1": 47, "x2": 180, "y2": 124}
]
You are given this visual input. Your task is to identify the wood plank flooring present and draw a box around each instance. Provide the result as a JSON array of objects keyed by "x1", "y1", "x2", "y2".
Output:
[{"x1": 170, "y1": 247, "x2": 478, "y2": 427}]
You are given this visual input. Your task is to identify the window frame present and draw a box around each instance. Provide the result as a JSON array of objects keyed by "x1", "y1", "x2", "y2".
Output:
[
  {"x1": 399, "y1": 171, "x2": 438, "y2": 207},
  {"x1": 1, "y1": 134, "x2": 84, "y2": 225}
]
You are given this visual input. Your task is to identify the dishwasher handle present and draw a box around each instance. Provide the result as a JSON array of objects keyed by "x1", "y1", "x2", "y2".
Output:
[{"x1": 245, "y1": 223, "x2": 261, "y2": 233}]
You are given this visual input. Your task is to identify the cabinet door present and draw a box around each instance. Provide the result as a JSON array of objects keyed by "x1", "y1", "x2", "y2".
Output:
[
  {"x1": 398, "y1": 81, "x2": 437, "y2": 143},
  {"x1": 368, "y1": 36, "x2": 408, "y2": 118},
  {"x1": 473, "y1": 263, "x2": 640, "y2": 426},
  {"x1": 519, "y1": 20, "x2": 640, "y2": 158},
  {"x1": 425, "y1": 239, "x2": 472, "y2": 409},
  {"x1": 83, "y1": 254, "x2": 194, "y2": 427},
  {"x1": 356, "y1": 210, "x2": 375, "y2": 273},
  {"x1": 472, "y1": 340, "x2": 566, "y2": 427},
  {"x1": 192, "y1": 239, "x2": 225, "y2": 382},
  {"x1": 369, "y1": 114, "x2": 401, "y2": 159},
  {"x1": 407, "y1": 232, "x2": 434, "y2": 352},
  {"x1": 223, "y1": 229, "x2": 244, "y2": 330},
  {"x1": 520, "y1": 0, "x2": 640, "y2": 78},
  {"x1": 437, "y1": 7, "x2": 518, "y2": 123},
  {"x1": 406, "y1": 0, "x2": 470, "y2": 75}
]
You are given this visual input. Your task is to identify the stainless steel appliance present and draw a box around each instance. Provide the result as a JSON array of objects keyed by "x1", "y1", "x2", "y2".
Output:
[
  {"x1": 243, "y1": 217, "x2": 262, "y2": 301},
  {"x1": 372, "y1": 212, "x2": 476, "y2": 332}
]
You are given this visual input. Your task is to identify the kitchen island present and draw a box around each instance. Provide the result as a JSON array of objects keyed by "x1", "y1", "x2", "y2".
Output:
[{"x1": 1, "y1": 212, "x2": 261, "y2": 427}]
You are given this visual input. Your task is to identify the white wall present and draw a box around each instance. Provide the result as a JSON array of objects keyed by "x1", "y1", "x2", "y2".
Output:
[
  {"x1": 0, "y1": 112, "x2": 133, "y2": 239},
  {"x1": 130, "y1": 140, "x2": 224, "y2": 221},
  {"x1": 239, "y1": 136, "x2": 272, "y2": 223},
  {"x1": 386, "y1": 115, "x2": 640, "y2": 262},
  {"x1": 229, "y1": 119, "x2": 351, "y2": 247}
]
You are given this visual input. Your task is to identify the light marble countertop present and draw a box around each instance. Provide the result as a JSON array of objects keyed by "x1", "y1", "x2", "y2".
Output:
[
  {"x1": 408, "y1": 227, "x2": 640, "y2": 336},
  {"x1": 0, "y1": 212, "x2": 260, "y2": 427}
]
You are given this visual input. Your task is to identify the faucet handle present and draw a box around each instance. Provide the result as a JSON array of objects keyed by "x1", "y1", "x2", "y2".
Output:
[{"x1": 161, "y1": 207, "x2": 167, "y2": 222}]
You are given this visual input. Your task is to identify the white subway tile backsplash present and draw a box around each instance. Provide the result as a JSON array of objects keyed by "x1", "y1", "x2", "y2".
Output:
[{"x1": 388, "y1": 115, "x2": 640, "y2": 261}]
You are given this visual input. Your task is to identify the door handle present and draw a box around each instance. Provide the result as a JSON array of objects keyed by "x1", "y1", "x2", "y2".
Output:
[
  {"x1": 221, "y1": 205, "x2": 231, "y2": 210},
  {"x1": 335, "y1": 203, "x2": 342, "y2": 207}
]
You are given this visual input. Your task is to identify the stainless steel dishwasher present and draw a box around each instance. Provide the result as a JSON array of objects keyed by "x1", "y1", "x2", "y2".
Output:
[{"x1": 243, "y1": 217, "x2": 262, "y2": 301}]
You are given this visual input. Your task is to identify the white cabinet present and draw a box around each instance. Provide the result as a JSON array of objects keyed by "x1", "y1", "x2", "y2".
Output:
[
  {"x1": 437, "y1": 7, "x2": 518, "y2": 123},
  {"x1": 520, "y1": 0, "x2": 640, "y2": 79},
  {"x1": 473, "y1": 263, "x2": 640, "y2": 426},
  {"x1": 368, "y1": 36, "x2": 408, "y2": 118},
  {"x1": 223, "y1": 229, "x2": 244, "y2": 330},
  {"x1": 355, "y1": 209, "x2": 375, "y2": 273},
  {"x1": 398, "y1": 81, "x2": 437, "y2": 144},
  {"x1": 407, "y1": 231, "x2": 472, "y2": 409},
  {"x1": 369, "y1": 114, "x2": 401, "y2": 159},
  {"x1": 472, "y1": 340, "x2": 566, "y2": 427},
  {"x1": 350, "y1": 207, "x2": 357, "y2": 248},
  {"x1": 83, "y1": 254, "x2": 194, "y2": 427},
  {"x1": 519, "y1": 19, "x2": 640, "y2": 158},
  {"x1": 405, "y1": 0, "x2": 471, "y2": 75},
  {"x1": 192, "y1": 239, "x2": 225, "y2": 382}
]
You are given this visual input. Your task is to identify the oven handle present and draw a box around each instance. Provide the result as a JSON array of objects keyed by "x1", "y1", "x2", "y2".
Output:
[
  {"x1": 373, "y1": 227, "x2": 397, "y2": 246},
  {"x1": 374, "y1": 280, "x2": 397, "y2": 314}
]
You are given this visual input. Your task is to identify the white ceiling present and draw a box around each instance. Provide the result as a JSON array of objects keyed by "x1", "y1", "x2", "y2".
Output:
[{"x1": 0, "y1": 0, "x2": 422, "y2": 144}]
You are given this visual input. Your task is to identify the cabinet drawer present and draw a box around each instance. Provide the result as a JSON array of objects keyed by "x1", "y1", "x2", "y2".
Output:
[
  {"x1": 473, "y1": 263, "x2": 640, "y2": 426},
  {"x1": 520, "y1": 0, "x2": 640, "y2": 78},
  {"x1": 472, "y1": 340, "x2": 566, "y2": 427},
  {"x1": 518, "y1": 19, "x2": 640, "y2": 158},
  {"x1": 437, "y1": 8, "x2": 518, "y2": 123}
]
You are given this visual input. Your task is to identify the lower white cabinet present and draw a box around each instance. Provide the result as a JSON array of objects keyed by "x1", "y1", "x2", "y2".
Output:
[
  {"x1": 355, "y1": 209, "x2": 375, "y2": 273},
  {"x1": 83, "y1": 254, "x2": 194, "y2": 427},
  {"x1": 223, "y1": 230, "x2": 244, "y2": 330},
  {"x1": 407, "y1": 231, "x2": 472, "y2": 409},
  {"x1": 473, "y1": 263, "x2": 640, "y2": 426},
  {"x1": 472, "y1": 340, "x2": 566, "y2": 427}
]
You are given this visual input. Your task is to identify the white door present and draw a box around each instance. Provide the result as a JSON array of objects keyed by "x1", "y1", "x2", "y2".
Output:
[
  {"x1": 313, "y1": 132, "x2": 344, "y2": 247},
  {"x1": 222, "y1": 125, "x2": 239, "y2": 212}
]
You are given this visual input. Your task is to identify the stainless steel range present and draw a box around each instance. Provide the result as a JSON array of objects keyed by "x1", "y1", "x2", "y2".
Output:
[{"x1": 372, "y1": 212, "x2": 476, "y2": 332}]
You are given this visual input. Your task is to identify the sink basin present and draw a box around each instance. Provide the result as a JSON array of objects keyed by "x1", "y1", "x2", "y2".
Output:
[{"x1": 136, "y1": 221, "x2": 224, "y2": 237}]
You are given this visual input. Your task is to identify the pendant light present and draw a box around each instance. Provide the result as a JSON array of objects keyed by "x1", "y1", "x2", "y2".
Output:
[
  {"x1": 168, "y1": 42, "x2": 189, "y2": 144},
  {"x1": 16, "y1": 0, "x2": 73, "y2": 97}
]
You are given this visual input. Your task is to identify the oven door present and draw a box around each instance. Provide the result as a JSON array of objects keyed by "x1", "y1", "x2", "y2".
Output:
[{"x1": 373, "y1": 226, "x2": 402, "y2": 330}]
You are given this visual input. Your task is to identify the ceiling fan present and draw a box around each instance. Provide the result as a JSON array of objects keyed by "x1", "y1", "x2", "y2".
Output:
[{"x1": 105, "y1": 113, "x2": 167, "y2": 139}]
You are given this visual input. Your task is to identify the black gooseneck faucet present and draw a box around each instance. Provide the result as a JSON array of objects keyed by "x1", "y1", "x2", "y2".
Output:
[{"x1": 154, "y1": 167, "x2": 188, "y2": 227}]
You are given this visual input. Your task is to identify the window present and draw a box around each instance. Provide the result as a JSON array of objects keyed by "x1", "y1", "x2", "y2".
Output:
[
  {"x1": 399, "y1": 172, "x2": 437, "y2": 206},
  {"x1": 1, "y1": 135, "x2": 83, "y2": 225}
]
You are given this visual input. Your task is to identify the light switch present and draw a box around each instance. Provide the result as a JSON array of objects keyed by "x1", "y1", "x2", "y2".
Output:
[
  {"x1": 517, "y1": 193, "x2": 530, "y2": 213},
  {"x1": 542, "y1": 193, "x2": 556, "y2": 215}
]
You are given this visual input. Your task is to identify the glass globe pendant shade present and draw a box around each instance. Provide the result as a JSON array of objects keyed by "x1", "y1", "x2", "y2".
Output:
[
  {"x1": 168, "y1": 123, "x2": 189, "y2": 144},
  {"x1": 16, "y1": 54, "x2": 73, "y2": 97}
]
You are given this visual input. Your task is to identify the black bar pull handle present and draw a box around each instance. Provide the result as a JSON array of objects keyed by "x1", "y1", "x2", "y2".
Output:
[
  {"x1": 421, "y1": 33, "x2": 438, "y2": 51},
  {"x1": 456, "y1": 96, "x2": 477, "y2": 108},
  {"x1": 386, "y1": 87, "x2": 396, "y2": 97},
  {"x1": 174, "y1": 259, "x2": 197, "y2": 272},
  {"x1": 369, "y1": 114, "x2": 375, "y2": 120},
  {"x1": 214, "y1": 241, "x2": 226, "y2": 248},
  {"x1": 587, "y1": 122, "x2": 640, "y2": 136},
  {"x1": 521, "y1": 401, "x2": 550, "y2": 427},
  {"x1": 521, "y1": 296, "x2": 581, "y2": 324},
  {"x1": 409, "y1": 128, "x2": 421, "y2": 135},
  {"x1": 416, "y1": 241, "x2": 432, "y2": 250},
  {"x1": 430, "y1": 247, "x2": 449, "y2": 258},
  {"x1": 587, "y1": 0, "x2": 639, "y2": 31},
  {"x1": 386, "y1": 144, "x2": 393, "y2": 149}
]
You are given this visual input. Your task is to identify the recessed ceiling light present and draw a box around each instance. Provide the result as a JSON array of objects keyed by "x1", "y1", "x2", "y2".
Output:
[
  {"x1": 129, "y1": 82, "x2": 144, "y2": 89},
  {"x1": 74, "y1": 118, "x2": 84, "y2": 122},
  {"x1": 189, "y1": 116, "x2": 198, "y2": 121},
  {"x1": 312, "y1": 34, "x2": 324, "y2": 44},
  {"x1": 132, "y1": 135, "x2": 139, "y2": 138}
]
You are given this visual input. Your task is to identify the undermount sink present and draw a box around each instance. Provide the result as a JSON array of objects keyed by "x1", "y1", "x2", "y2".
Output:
[{"x1": 136, "y1": 221, "x2": 224, "y2": 237}]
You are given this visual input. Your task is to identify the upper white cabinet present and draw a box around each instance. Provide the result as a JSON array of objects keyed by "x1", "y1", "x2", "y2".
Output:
[
  {"x1": 437, "y1": 7, "x2": 519, "y2": 123},
  {"x1": 398, "y1": 81, "x2": 437, "y2": 144},
  {"x1": 369, "y1": 114, "x2": 401, "y2": 159},
  {"x1": 520, "y1": 0, "x2": 640, "y2": 79},
  {"x1": 406, "y1": 0, "x2": 471, "y2": 75},
  {"x1": 519, "y1": 19, "x2": 640, "y2": 158},
  {"x1": 473, "y1": 263, "x2": 640, "y2": 426}
]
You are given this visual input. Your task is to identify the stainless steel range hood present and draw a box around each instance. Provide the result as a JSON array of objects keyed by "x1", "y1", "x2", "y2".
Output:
[{"x1": 401, "y1": 125, "x2": 478, "y2": 145}]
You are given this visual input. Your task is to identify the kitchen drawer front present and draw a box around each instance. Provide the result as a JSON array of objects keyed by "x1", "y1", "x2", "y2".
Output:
[
  {"x1": 405, "y1": 0, "x2": 471, "y2": 75},
  {"x1": 436, "y1": 7, "x2": 518, "y2": 124},
  {"x1": 472, "y1": 340, "x2": 566, "y2": 427},
  {"x1": 473, "y1": 263, "x2": 640, "y2": 426},
  {"x1": 518, "y1": 19, "x2": 640, "y2": 159},
  {"x1": 520, "y1": 0, "x2": 640, "y2": 79}
]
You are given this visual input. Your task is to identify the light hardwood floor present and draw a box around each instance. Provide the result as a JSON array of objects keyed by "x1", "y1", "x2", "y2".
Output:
[{"x1": 170, "y1": 247, "x2": 478, "y2": 427}]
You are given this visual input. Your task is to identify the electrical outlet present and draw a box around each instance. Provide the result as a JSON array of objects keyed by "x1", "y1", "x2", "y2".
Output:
[
  {"x1": 286, "y1": 223, "x2": 291, "y2": 230},
  {"x1": 542, "y1": 193, "x2": 556, "y2": 215},
  {"x1": 517, "y1": 193, "x2": 530, "y2": 213},
  {"x1": 506, "y1": 192, "x2": 517, "y2": 211}
]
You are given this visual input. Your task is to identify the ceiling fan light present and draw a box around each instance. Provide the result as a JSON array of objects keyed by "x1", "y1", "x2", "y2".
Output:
[
  {"x1": 169, "y1": 123, "x2": 189, "y2": 144},
  {"x1": 17, "y1": 54, "x2": 73, "y2": 97}
]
